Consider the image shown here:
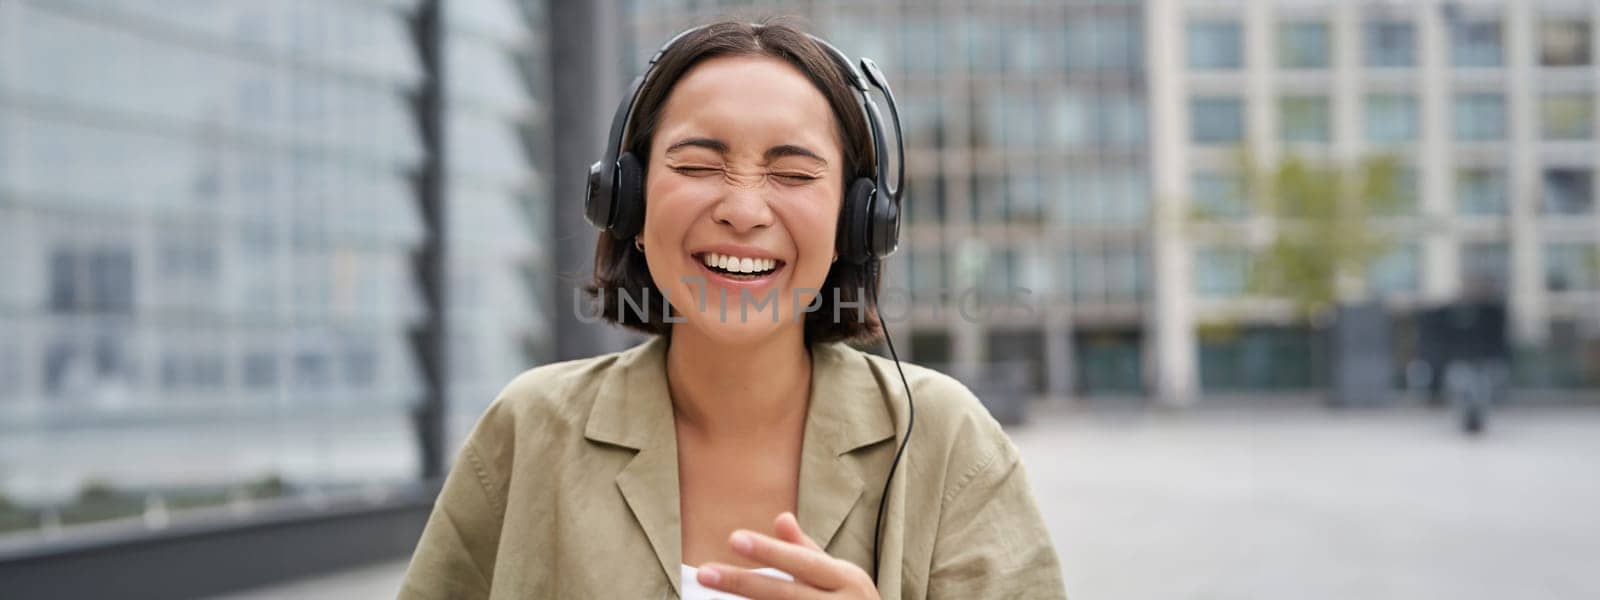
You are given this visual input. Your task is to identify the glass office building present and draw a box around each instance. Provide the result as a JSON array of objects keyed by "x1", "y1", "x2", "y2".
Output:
[
  {"x1": 628, "y1": 0, "x2": 1149, "y2": 399},
  {"x1": 1152, "y1": 0, "x2": 1600, "y2": 395},
  {"x1": 627, "y1": 0, "x2": 1600, "y2": 400},
  {"x1": 0, "y1": 0, "x2": 549, "y2": 545}
]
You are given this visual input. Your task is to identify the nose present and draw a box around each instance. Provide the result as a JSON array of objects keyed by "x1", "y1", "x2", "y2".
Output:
[{"x1": 710, "y1": 186, "x2": 774, "y2": 233}]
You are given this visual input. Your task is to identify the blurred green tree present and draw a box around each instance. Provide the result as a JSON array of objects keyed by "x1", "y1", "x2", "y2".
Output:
[{"x1": 1240, "y1": 152, "x2": 1404, "y2": 319}]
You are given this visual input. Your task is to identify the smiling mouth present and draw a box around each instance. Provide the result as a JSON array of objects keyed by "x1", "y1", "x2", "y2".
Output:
[{"x1": 694, "y1": 252, "x2": 785, "y2": 281}]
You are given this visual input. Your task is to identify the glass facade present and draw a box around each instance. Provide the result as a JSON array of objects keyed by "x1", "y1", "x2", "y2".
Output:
[
  {"x1": 1192, "y1": 170, "x2": 1249, "y2": 219},
  {"x1": 1279, "y1": 21, "x2": 1330, "y2": 69},
  {"x1": 1452, "y1": 20, "x2": 1504, "y2": 67},
  {"x1": 1541, "y1": 93, "x2": 1595, "y2": 140},
  {"x1": 1192, "y1": 97, "x2": 1245, "y2": 144},
  {"x1": 1199, "y1": 327, "x2": 1317, "y2": 392},
  {"x1": 1545, "y1": 243, "x2": 1598, "y2": 292},
  {"x1": 1368, "y1": 244, "x2": 1420, "y2": 295},
  {"x1": 1280, "y1": 95, "x2": 1331, "y2": 143},
  {"x1": 629, "y1": 0, "x2": 1150, "y2": 400},
  {"x1": 1540, "y1": 18, "x2": 1591, "y2": 67},
  {"x1": 1542, "y1": 168, "x2": 1594, "y2": 215},
  {"x1": 1457, "y1": 168, "x2": 1508, "y2": 215},
  {"x1": 1454, "y1": 93, "x2": 1506, "y2": 141},
  {"x1": 1195, "y1": 246, "x2": 1252, "y2": 297},
  {"x1": 1365, "y1": 20, "x2": 1415, "y2": 68},
  {"x1": 0, "y1": 0, "x2": 548, "y2": 545},
  {"x1": 1366, "y1": 93, "x2": 1418, "y2": 143},
  {"x1": 1188, "y1": 21, "x2": 1243, "y2": 70},
  {"x1": 1461, "y1": 242, "x2": 1510, "y2": 296}
]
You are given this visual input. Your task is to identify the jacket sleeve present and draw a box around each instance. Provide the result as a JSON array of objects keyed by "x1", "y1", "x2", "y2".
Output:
[
  {"x1": 398, "y1": 426, "x2": 509, "y2": 600},
  {"x1": 926, "y1": 434, "x2": 1068, "y2": 599}
]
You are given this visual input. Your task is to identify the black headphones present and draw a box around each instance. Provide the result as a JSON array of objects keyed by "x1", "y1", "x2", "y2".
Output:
[{"x1": 584, "y1": 23, "x2": 906, "y2": 264}]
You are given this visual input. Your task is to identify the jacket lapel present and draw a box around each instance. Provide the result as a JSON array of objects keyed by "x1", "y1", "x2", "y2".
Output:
[
  {"x1": 584, "y1": 336, "x2": 684, "y2": 596},
  {"x1": 582, "y1": 338, "x2": 898, "y2": 597},
  {"x1": 797, "y1": 342, "x2": 899, "y2": 553}
]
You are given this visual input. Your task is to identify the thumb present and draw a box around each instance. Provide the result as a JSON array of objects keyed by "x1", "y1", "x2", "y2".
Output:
[{"x1": 774, "y1": 512, "x2": 823, "y2": 551}]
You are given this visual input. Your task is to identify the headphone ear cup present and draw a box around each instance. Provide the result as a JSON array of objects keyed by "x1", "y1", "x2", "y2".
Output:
[
  {"x1": 585, "y1": 160, "x2": 613, "y2": 230},
  {"x1": 870, "y1": 182, "x2": 900, "y2": 259},
  {"x1": 611, "y1": 152, "x2": 647, "y2": 239},
  {"x1": 838, "y1": 178, "x2": 877, "y2": 264}
]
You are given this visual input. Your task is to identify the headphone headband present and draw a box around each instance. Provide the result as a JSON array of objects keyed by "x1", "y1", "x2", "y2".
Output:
[{"x1": 587, "y1": 23, "x2": 904, "y2": 260}]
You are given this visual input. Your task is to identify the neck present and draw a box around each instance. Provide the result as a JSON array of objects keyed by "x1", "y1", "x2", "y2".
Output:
[{"x1": 665, "y1": 326, "x2": 812, "y2": 439}]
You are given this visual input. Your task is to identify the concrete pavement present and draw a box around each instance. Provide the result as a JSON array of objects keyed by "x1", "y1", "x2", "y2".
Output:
[{"x1": 217, "y1": 400, "x2": 1600, "y2": 599}]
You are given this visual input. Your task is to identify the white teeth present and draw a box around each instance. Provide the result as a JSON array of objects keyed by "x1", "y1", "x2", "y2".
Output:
[{"x1": 700, "y1": 252, "x2": 779, "y2": 274}]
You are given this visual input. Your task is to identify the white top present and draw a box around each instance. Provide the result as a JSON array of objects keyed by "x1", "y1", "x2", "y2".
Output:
[{"x1": 680, "y1": 563, "x2": 795, "y2": 600}]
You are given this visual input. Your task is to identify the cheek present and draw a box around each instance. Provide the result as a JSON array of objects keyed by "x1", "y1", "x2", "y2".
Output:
[
  {"x1": 642, "y1": 178, "x2": 696, "y2": 241},
  {"x1": 780, "y1": 192, "x2": 841, "y2": 274}
]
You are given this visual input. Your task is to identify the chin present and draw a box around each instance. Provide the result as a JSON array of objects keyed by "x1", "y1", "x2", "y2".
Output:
[{"x1": 676, "y1": 304, "x2": 796, "y2": 347}]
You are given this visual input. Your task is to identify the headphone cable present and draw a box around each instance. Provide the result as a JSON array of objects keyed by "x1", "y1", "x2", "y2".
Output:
[{"x1": 868, "y1": 258, "x2": 915, "y2": 584}]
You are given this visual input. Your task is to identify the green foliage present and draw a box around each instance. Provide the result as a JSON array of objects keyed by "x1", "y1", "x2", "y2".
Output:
[
  {"x1": 77, "y1": 478, "x2": 118, "y2": 503},
  {"x1": 244, "y1": 473, "x2": 288, "y2": 499},
  {"x1": 1240, "y1": 152, "x2": 1404, "y2": 319}
]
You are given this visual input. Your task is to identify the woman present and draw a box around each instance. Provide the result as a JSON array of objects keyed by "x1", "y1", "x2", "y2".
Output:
[{"x1": 400, "y1": 20, "x2": 1066, "y2": 599}]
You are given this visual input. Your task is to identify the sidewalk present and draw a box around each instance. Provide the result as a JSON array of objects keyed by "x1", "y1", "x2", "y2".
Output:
[
  {"x1": 219, "y1": 401, "x2": 1600, "y2": 599},
  {"x1": 1014, "y1": 400, "x2": 1600, "y2": 600}
]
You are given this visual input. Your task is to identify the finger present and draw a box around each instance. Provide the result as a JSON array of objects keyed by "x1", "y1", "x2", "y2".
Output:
[
  {"x1": 729, "y1": 529, "x2": 850, "y2": 590},
  {"x1": 698, "y1": 562, "x2": 818, "y2": 600},
  {"x1": 774, "y1": 512, "x2": 824, "y2": 552}
]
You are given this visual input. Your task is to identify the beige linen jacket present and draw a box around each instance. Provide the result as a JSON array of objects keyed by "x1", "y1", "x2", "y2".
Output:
[{"x1": 399, "y1": 335, "x2": 1066, "y2": 599}]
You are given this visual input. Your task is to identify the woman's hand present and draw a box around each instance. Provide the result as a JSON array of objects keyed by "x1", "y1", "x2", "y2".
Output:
[{"x1": 695, "y1": 512, "x2": 880, "y2": 600}]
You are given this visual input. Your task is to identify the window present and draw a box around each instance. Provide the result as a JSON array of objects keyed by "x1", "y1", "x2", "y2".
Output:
[
  {"x1": 1280, "y1": 22, "x2": 1331, "y2": 69},
  {"x1": 1461, "y1": 242, "x2": 1509, "y2": 295},
  {"x1": 1452, "y1": 20, "x2": 1503, "y2": 67},
  {"x1": 1192, "y1": 97, "x2": 1244, "y2": 144},
  {"x1": 48, "y1": 246, "x2": 135, "y2": 314},
  {"x1": 1051, "y1": 91, "x2": 1092, "y2": 148},
  {"x1": 1366, "y1": 94, "x2": 1418, "y2": 142},
  {"x1": 1365, "y1": 21, "x2": 1415, "y2": 67},
  {"x1": 1368, "y1": 244, "x2": 1419, "y2": 295},
  {"x1": 1070, "y1": 245, "x2": 1105, "y2": 302},
  {"x1": 1280, "y1": 95, "x2": 1331, "y2": 143},
  {"x1": 1454, "y1": 93, "x2": 1506, "y2": 140},
  {"x1": 1103, "y1": 243, "x2": 1147, "y2": 300},
  {"x1": 1541, "y1": 93, "x2": 1594, "y2": 140},
  {"x1": 1545, "y1": 243, "x2": 1598, "y2": 291},
  {"x1": 908, "y1": 248, "x2": 947, "y2": 302},
  {"x1": 49, "y1": 248, "x2": 78, "y2": 313},
  {"x1": 1096, "y1": 91, "x2": 1147, "y2": 147},
  {"x1": 1380, "y1": 168, "x2": 1420, "y2": 216},
  {"x1": 1544, "y1": 169, "x2": 1594, "y2": 214},
  {"x1": 1193, "y1": 170, "x2": 1249, "y2": 218},
  {"x1": 1196, "y1": 246, "x2": 1252, "y2": 297},
  {"x1": 1457, "y1": 169, "x2": 1507, "y2": 215},
  {"x1": 899, "y1": 18, "x2": 941, "y2": 74},
  {"x1": 243, "y1": 353, "x2": 278, "y2": 389},
  {"x1": 1095, "y1": 15, "x2": 1142, "y2": 71},
  {"x1": 1200, "y1": 327, "x2": 1316, "y2": 391},
  {"x1": 1188, "y1": 21, "x2": 1242, "y2": 69},
  {"x1": 1541, "y1": 19, "x2": 1591, "y2": 66}
]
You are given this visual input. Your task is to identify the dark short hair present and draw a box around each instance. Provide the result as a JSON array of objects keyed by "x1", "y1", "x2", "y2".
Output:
[{"x1": 584, "y1": 18, "x2": 883, "y2": 345}]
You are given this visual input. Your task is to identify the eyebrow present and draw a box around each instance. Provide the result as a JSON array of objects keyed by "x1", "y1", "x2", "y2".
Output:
[{"x1": 664, "y1": 137, "x2": 828, "y2": 165}]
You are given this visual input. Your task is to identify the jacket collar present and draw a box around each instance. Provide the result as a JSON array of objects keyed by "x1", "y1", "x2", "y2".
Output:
[{"x1": 583, "y1": 335, "x2": 899, "y2": 596}]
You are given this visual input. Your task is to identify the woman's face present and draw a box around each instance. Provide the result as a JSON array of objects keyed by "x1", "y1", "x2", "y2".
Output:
[{"x1": 640, "y1": 55, "x2": 845, "y2": 346}]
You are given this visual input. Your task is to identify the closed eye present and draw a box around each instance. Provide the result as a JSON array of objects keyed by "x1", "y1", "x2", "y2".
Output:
[
  {"x1": 774, "y1": 173, "x2": 819, "y2": 184},
  {"x1": 672, "y1": 166, "x2": 720, "y2": 176}
]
